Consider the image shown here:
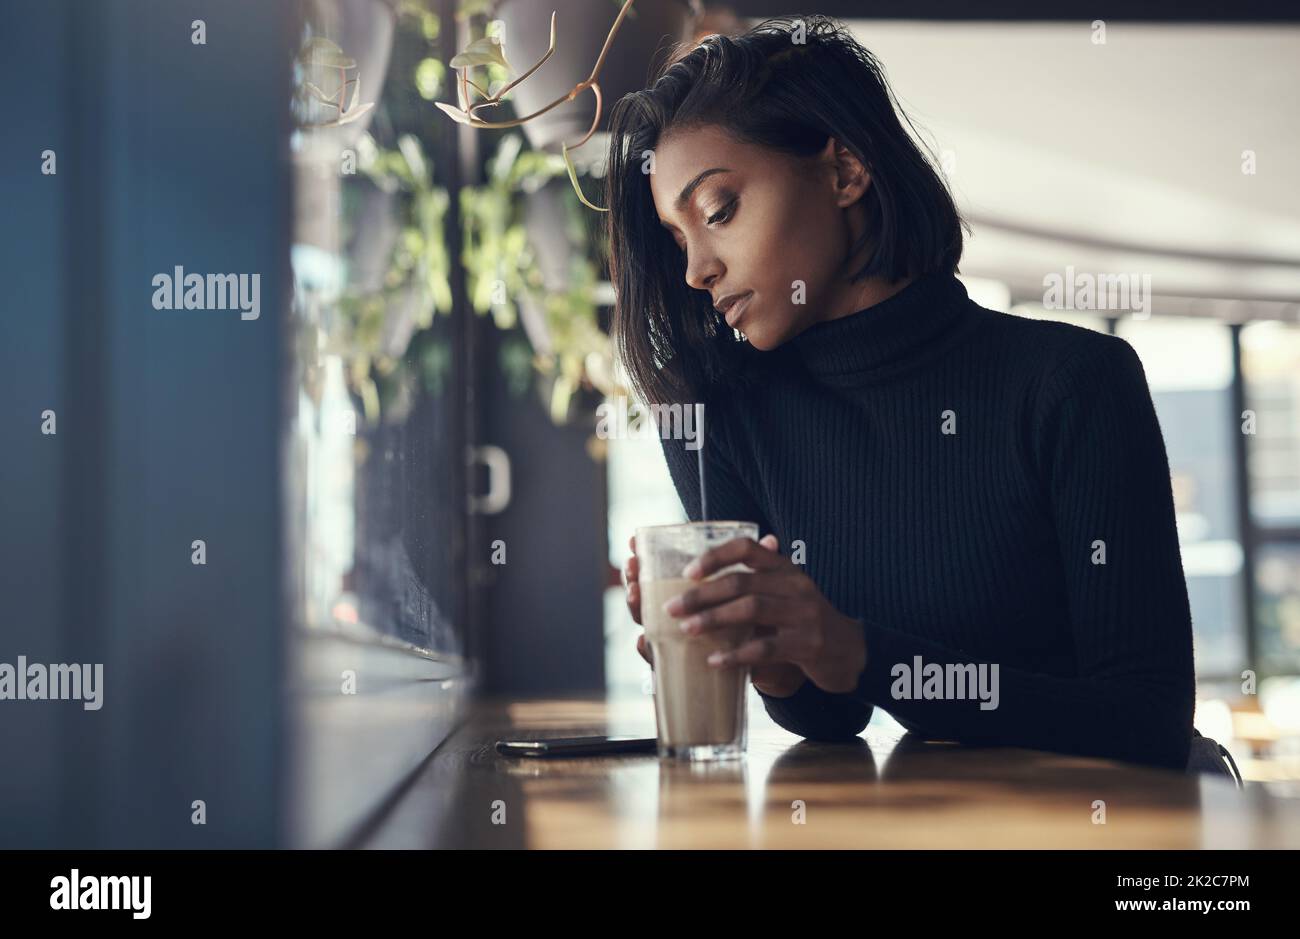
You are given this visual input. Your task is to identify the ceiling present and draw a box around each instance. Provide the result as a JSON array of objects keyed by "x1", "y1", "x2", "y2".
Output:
[{"x1": 833, "y1": 21, "x2": 1300, "y2": 314}]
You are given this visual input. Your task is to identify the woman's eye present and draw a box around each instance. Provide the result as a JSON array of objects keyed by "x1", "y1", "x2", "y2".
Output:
[
  {"x1": 668, "y1": 199, "x2": 736, "y2": 255},
  {"x1": 707, "y1": 199, "x2": 737, "y2": 226}
]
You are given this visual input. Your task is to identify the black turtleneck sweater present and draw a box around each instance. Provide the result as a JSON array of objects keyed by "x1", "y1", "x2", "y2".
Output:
[{"x1": 659, "y1": 272, "x2": 1196, "y2": 770}]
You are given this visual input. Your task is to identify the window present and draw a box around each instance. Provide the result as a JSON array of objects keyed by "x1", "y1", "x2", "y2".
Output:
[
  {"x1": 1242, "y1": 322, "x2": 1300, "y2": 528},
  {"x1": 287, "y1": 6, "x2": 466, "y2": 656},
  {"x1": 1243, "y1": 321, "x2": 1300, "y2": 673},
  {"x1": 1257, "y1": 545, "x2": 1300, "y2": 672},
  {"x1": 1116, "y1": 317, "x2": 1244, "y2": 676}
]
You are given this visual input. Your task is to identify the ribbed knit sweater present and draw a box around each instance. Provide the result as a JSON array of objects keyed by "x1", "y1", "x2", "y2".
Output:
[{"x1": 659, "y1": 271, "x2": 1196, "y2": 770}]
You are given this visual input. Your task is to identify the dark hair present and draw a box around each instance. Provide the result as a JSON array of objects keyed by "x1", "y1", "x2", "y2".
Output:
[{"x1": 605, "y1": 14, "x2": 966, "y2": 408}]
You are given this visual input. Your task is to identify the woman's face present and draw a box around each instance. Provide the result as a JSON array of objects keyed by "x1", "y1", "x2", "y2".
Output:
[{"x1": 649, "y1": 123, "x2": 876, "y2": 351}]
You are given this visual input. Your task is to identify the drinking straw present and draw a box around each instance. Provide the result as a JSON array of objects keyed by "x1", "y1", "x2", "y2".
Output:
[{"x1": 697, "y1": 402, "x2": 708, "y2": 522}]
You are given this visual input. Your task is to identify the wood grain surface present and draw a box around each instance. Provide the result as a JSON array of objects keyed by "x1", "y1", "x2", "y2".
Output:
[{"x1": 359, "y1": 692, "x2": 1300, "y2": 849}]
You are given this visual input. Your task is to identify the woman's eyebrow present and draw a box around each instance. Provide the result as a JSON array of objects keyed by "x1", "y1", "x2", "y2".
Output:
[
  {"x1": 675, "y1": 167, "x2": 732, "y2": 210},
  {"x1": 658, "y1": 167, "x2": 733, "y2": 229}
]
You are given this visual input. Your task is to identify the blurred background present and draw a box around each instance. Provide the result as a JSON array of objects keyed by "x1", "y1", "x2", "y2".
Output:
[{"x1": 2, "y1": 0, "x2": 1298, "y2": 848}]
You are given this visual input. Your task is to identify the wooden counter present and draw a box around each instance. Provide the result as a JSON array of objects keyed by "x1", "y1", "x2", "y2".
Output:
[{"x1": 358, "y1": 691, "x2": 1300, "y2": 849}]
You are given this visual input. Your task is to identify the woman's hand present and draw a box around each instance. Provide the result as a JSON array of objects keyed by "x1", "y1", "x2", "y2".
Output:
[
  {"x1": 624, "y1": 534, "x2": 808, "y2": 697},
  {"x1": 656, "y1": 534, "x2": 868, "y2": 695}
]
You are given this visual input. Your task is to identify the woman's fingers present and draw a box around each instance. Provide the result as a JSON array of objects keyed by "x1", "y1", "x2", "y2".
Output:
[
  {"x1": 683, "y1": 535, "x2": 791, "y2": 581},
  {"x1": 636, "y1": 632, "x2": 654, "y2": 667},
  {"x1": 678, "y1": 593, "x2": 811, "y2": 637},
  {"x1": 709, "y1": 628, "x2": 817, "y2": 669},
  {"x1": 626, "y1": 579, "x2": 641, "y2": 625},
  {"x1": 624, "y1": 547, "x2": 642, "y2": 624},
  {"x1": 623, "y1": 545, "x2": 639, "y2": 590},
  {"x1": 629, "y1": 530, "x2": 786, "y2": 633},
  {"x1": 633, "y1": 531, "x2": 803, "y2": 674},
  {"x1": 663, "y1": 570, "x2": 806, "y2": 623}
]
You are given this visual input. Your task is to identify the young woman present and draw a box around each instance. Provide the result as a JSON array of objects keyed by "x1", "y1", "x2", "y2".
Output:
[{"x1": 607, "y1": 16, "x2": 1195, "y2": 770}]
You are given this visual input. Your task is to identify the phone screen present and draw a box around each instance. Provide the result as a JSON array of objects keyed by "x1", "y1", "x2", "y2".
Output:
[{"x1": 495, "y1": 736, "x2": 658, "y2": 758}]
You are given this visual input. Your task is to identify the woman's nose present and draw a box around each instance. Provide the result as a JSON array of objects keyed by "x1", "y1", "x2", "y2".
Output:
[{"x1": 685, "y1": 257, "x2": 721, "y2": 293}]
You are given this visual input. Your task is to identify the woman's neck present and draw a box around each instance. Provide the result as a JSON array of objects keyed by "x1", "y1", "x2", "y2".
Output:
[
  {"x1": 819, "y1": 274, "x2": 916, "y2": 326},
  {"x1": 783, "y1": 271, "x2": 972, "y2": 382}
]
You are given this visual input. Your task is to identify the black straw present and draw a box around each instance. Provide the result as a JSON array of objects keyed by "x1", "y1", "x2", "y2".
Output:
[{"x1": 697, "y1": 403, "x2": 708, "y2": 522}]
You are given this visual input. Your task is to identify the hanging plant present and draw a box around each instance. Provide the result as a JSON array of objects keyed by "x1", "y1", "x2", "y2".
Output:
[
  {"x1": 459, "y1": 131, "x2": 626, "y2": 423},
  {"x1": 294, "y1": 36, "x2": 377, "y2": 128},
  {"x1": 437, "y1": 1, "x2": 649, "y2": 211},
  {"x1": 334, "y1": 131, "x2": 454, "y2": 423}
]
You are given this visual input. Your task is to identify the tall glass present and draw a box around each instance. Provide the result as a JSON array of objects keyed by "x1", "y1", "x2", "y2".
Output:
[{"x1": 635, "y1": 521, "x2": 759, "y2": 761}]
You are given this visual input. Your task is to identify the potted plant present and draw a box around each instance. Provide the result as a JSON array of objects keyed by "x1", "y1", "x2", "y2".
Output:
[
  {"x1": 300, "y1": 2, "x2": 701, "y2": 430},
  {"x1": 459, "y1": 131, "x2": 616, "y2": 424},
  {"x1": 441, "y1": 0, "x2": 714, "y2": 424},
  {"x1": 292, "y1": 0, "x2": 400, "y2": 159},
  {"x1": 487, "y1": 0, "x2": 699, "y2": 153},
  {"x1": 439, "y1": 0, "x2": 701, "y2": 209}
]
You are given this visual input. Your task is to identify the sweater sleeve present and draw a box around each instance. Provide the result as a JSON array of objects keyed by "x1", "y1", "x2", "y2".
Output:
[
  {"x1": 849, "y1": 337, "x2": 1196, "y2": 769},
  {"x1": 659, "y1": 403, "x2": 875, "y2": 742}
]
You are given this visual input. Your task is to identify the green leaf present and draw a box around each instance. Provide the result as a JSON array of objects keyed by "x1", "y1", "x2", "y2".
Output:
[
  {"x1": 299, "y1": 37, "x2": 356, "y2": 69},
  {"x1": 414, "y1": 58, "x2": 445, "y2": 100},
  {"x1": 435, "y1": 101, "x2": 471, "y2": 124},
  {"x1": 416, "y1": 9, "x2": 441, "y2": 41},
  {"x1": 488, "y1": 133, "x2": 524, "y2": 186},
  {"x1": 449, "y1": 35, "x2": 509, "y2": 70},
  {"x1": 331, "y1": 101, "x2": 374, "y2": 127},
  {"x1": 421, "y1": 341, "x2": 452, "y2": 397},
  {"x1": 563, "y1": 141, "x2": 608, "y2": 212},
  {"x1": 301, "y1": 81, "x2": 336, "y2": 105},
  {"x1": 397, "y1": 134, "x2": 427, "y2": 184}
]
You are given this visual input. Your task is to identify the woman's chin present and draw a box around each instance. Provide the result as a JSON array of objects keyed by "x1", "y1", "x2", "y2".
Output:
[{"x1": 740, "y1": 325, "x2": 775, "y2": 351}]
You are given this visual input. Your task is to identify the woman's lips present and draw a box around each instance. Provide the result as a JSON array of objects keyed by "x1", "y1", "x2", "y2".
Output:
[{"x1": 725, "y1": 292, "x2": 752, "y2": 328}]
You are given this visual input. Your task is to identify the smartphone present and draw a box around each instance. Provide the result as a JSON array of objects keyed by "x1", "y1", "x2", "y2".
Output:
[{"x1": 495, "y1": 735, "x2": 658, "y2": 758}]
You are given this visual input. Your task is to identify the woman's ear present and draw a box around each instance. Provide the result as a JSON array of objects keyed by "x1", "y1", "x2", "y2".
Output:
[{"x1": 822, "y1": 136, "x2": 871, "y2": 208}]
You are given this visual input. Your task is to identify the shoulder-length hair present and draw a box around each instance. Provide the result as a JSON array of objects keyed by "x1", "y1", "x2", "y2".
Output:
[{"x1": 605, "y1": 14, "x2": 966, "y2": 408}]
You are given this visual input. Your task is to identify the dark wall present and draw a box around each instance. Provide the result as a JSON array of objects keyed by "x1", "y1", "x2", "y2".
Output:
[
  {"x1": 478, "y1": 319, "x2": 608, "y2": 695},
  {"x1": 0, "y1": 0, "x2": 68, "y2": 848},
  {"x1": 0, "y1": 0, "x2": 290, "y2": 847}
]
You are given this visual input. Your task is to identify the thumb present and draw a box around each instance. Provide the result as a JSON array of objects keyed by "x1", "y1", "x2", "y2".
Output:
[{"x1": 760, "y1": 534, "x2": 778, "y2": 550}]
